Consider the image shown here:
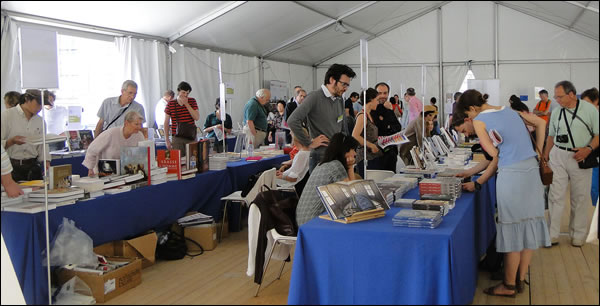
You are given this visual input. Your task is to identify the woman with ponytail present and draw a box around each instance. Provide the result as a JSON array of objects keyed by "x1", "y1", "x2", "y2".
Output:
[{"x1": 455, "y1": 89, "x2": 550, "y2": 297}]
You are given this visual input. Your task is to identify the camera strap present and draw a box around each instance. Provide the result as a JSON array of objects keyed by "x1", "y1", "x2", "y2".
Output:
[
  {"x1": 557, "y1": 99, "x2": 579, "y2": 139},
  {"x1": 562, "y1": 108, "x2": 577, "y2": 149}
]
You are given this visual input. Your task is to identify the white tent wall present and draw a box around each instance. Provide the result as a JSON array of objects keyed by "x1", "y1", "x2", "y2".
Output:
[
  {"x1": 0, "y1": 16, "x2": 20, "y2": 113},
  {"x1": 318, "y1": 1, "x2": 599, "y2": 117},
  {"x1": 171, "y1": 44, "x2": 260, "y2": 129},
  {"x1": 263, "y1": 60, "x2": 315, "y2": 99}
]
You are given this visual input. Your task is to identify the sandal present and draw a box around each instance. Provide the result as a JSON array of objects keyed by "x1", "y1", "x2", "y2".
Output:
[
  {"x1": 516, "y1": 278, "x2": 529, "y2": 294},
  {"x1": 483, "y1": 281, "x2": 517, "y2": 298}
]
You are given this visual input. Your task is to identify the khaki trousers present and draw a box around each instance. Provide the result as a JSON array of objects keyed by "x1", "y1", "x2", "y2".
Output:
[{"x1": 547, "y1": 147, "x2": 593, "y2": 241}]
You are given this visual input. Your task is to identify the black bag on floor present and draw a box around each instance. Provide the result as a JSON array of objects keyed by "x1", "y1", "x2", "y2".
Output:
[{"x1": 156, "y1": 230, "x2": 204, "y2": 260}]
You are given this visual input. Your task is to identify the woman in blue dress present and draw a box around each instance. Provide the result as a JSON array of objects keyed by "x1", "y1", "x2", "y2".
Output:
[{"x1": 456, "y1": 89, "x2": 551, "y2": 297}]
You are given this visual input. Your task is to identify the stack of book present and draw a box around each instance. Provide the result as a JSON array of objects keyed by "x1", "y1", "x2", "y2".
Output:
[
  {"x1": 150, "y1": 167, "x2": 168, "y2": 185},
  {"x1": 28, "y1": 187, "x2": 86, "y2": 207},
  {"x1": 104, "y1": 185, "x2": 132, "y2": 195},
  {"x1": 209, "y1": 155, "x2": 227, "y2": 171},
  {"x1": 181, "y1": 168, "x2": 196, "y2": 180},
  {"x1": 392, "y1": 199, "x2": 451, "y2": 216},
  {"x1": 1, "y1": 194, "x2": 25, "y2": 210},
  {"x1": 419, "y1": 178, "x2": 462, "y2": 200},
  {"x1": 100, "y1": 175, "x2": 127, "y2": 189},
  {"x1": 392, "y1": 209, "x2": 443, "y2": 228},
  {"x1": 375, "y1": 176, "x2": 419, "y2": 205},
  {"x1": 72, "y1": 177, "x2": 105, "y2": 199},
  {"x1": 177, "y1": 212, "x2": 214, "y2": 227}
]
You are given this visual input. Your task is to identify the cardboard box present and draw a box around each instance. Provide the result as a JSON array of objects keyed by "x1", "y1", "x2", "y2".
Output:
[
  {"x1": 56, "y1": 257, "x2": 142, "y2": 303},
  {"x1": 94, "y1": 232, "x2": 158, "y2": 269},
  {"x1": 185, "y1": 223, "x2": 218, "y2": 251},
  {"x1": 216, "y1": 220, "x2": 229, "y2": 239}
]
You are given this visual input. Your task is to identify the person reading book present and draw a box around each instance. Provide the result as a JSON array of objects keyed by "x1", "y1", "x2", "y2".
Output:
[
  {"x1": 82, "y1": 111, "x2": 145, "y2": 177},
  {"x1": 296, "y1": 133, "x2": 358, "y2": 226},
  {"x1": 276, "y1": 131, "x2": 310, "y2": 191},
  {"x1": 1, "y1": 145, "x2": 24, "y2": 197},
  {"x1": 352, "y1": 88, "x2": 384, "y2": 178}
]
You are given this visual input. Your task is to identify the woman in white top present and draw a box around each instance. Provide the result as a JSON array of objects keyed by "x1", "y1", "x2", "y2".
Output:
[
  {"x1": 276, "y1": 132, "x2": 310, "y2": 184},
  {"x1": 83, "y1": 111, "x2": 145, "y2": 176}
]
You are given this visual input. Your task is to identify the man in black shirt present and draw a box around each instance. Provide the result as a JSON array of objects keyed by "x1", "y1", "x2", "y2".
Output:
[{"x1": 370, "y1": 82, "x2": 402, "y2": 173}]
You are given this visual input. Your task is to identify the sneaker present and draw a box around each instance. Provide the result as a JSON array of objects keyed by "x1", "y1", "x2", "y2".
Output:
[
  {"x1": 571, "y1": 239, "x2": 584, "y2": 247},
  {"x1": 551, "y1": 237, "x2": 559, "y2": 245}
]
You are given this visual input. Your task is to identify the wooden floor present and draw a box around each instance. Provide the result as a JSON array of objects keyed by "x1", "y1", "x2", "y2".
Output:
[{"x1": 106, "y1": 203, "x2": 598, "y2": 305}]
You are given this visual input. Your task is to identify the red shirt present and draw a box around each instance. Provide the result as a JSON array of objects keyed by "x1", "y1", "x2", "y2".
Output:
[{"x1": 165, "y1": 98, "x2": 198, "y2": 136}]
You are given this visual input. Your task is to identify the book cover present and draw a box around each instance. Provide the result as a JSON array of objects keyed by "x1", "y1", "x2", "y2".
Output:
[
  {"x1": 157, "y1": 128, "x2": 165, "y2": 139},
  {"x1": 377, "y1": 131, "x2": 409, "y2": 149},
  {"x1": 78, "y1": 130, "x2": 94, "y2": 150},
  {"x1": 120, "y1": 146, "x2": 152, "y2": 184},
  {"x1": 49, "y1": 164, "x2": 72, "y2": 190},
  {"x1": 156, "y1": 149, "x2": 182, "y2": 180},
  {"x1": 67, "y1": 130, "x2": 81, "y2": 151},
  {"x1": 316, "y1": 179, "x2": 389, "y2": 220},
  {"x1": 186, "y1": 141, "x2": 200, "y2": 172},
  {"x1": 98, "y1": 159, "x2": 120, "y2": 177},
  {"x1": 138, "y1": 139, "x2": 157, "y2": 169},
  {"x1": 197, "y1": 139, "x2": 210, "y2": 173}
]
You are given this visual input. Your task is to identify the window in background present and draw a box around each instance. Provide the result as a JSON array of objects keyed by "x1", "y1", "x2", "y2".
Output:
[
  {"x1": 459, "y1": 69, "x2": 476, "y2": 93},
  {"x1": 55, "y1": 34, "x2": 120, "y2": 129}
]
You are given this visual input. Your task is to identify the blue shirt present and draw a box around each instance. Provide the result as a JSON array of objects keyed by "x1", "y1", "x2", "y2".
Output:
[{"x1": 475, "y1": 107, "x2": 536, "y2": 167}]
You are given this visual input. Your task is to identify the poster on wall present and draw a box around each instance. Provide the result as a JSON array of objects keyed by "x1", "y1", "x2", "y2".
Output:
[
  {"x1": 269, "y1": 80, "x2": 288, "y2": 101},
  {"x1": 19, "y1": 26, "x2": 59, "y2": 89},
  {"x1": 67, "y1": 106, "x2": 82, "y2": 130},
  {"x1": 468, "y1": 79, "x2": 500, "y2": 106},
  {"x1": 534, "y1": 86, "x2": 545, "y2": 101}
]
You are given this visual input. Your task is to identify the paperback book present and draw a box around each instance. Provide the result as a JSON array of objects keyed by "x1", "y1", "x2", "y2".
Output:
[
  {"x1": 49, "y1": 164, "x2": 72, "y2": 190},
  {"x1": 67, "y1": 131, "x2": 82, "y2": 151},
  {"x1": 98, "y1": 159, "x2": 120, "y2": 177},
  {"x1": 317, "y1": 179, "x2": 389, "y2": 220},
  {"x1": 78, "y1": 130, "x2": 94, "y2": 150},
  {"x1": 377, "y1": 131, "x2": 409, "y2": 149},
  {"x1": 156, "y1": 149, "x2": 182, "y2": 180}
]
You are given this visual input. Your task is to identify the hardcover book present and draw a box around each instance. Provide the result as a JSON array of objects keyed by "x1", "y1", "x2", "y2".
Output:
[
  {"x1": 198, "y1": 139, "x2": 210, "y2": 173},
  {"x1": 78, "y1": 130, "x2": 94, "y2": 150},
  {"x1": 186, "y1": 141, "x2": 200, "y2": 172},
  {"x1": 67, "y1": 130, "x2": 81, "y2": 151},
  {"x1": 316, "y1": 179, "x2": 389, "y2": 220},
  {"x1": 156, "y1": 149, "x2": 182, "y2": 180},
  {"x1": 98, "y1": 159, "x2": 120, "y2": 177},
  {"x1": 49, "y1": 164, "x2": 72, "y2": 190},
  {"x1": 120, "y1": 146, "x2": 152, "y2": 184}
]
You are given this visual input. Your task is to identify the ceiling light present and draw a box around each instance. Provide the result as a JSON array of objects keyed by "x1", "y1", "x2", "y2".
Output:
[{"x1": 335, "y1": 21, "x2": 352, "y2": 34}]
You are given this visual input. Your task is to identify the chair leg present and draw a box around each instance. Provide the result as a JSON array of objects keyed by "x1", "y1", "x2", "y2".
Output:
[
  {"x1": 255, "y1": 241, "x2": 279, "y2": 297},
  {"x1": 219, "y1": 201, "x2": 228, "y2": 243},
  {"x1": 277, "y1": 261, "x2": 286, "y2": 280}
]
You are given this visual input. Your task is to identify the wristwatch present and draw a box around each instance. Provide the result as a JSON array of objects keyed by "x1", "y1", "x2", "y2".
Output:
[
  {"x1": 587, "y1": 145, "x2": 594, "y2": 151},
  {"x1": 474, "y1": 180, "x2": 482, "y2": 191}
]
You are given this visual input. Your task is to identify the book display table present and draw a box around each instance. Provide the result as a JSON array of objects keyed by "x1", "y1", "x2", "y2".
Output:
[
  {"x1": 288, "y1": 176, "x2": 497, "y2": 305},
  {"x1": 1, "y1": 154, "x2": 288, "y2": 305}
]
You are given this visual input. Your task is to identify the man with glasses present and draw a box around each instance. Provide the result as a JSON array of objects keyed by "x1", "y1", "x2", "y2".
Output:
[
  {"x1": 94, "y1": 80, "x2": 146, "y2": 138},
  {"x1": 288, "y1": 63, "x2": 356, "y2": 172},
  {"x1": 543, "y1": 80, "x2": 599, "y2": 247}
]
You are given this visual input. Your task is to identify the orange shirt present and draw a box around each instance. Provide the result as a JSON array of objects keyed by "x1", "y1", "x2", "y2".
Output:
[{"x1": 534, "y1": 99, "x2": 551, "y2": 124}]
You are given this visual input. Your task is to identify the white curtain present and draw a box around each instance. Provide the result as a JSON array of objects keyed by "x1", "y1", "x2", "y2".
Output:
[
  {"x1": 1, "y1": 16, "x2": 21, "y2": 112},
  {"x1": 115, "y1": 37, "x2": 167, "y2": 128},
  {"x1": 171, "y1": 45, "x2": 260, "y2": 129}
]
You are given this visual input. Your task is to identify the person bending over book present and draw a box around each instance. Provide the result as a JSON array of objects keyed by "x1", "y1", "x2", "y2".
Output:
[
  {"x1": 398, "y1": 105, "x2": 437, "y2": 166},
  {"x1": 1, "y1": 90, "x2": 51, "y2": 181},
  {"x1": 295, "y1": 133, "x2": 358, "y2": 226},
  {"x1": 276, "y1": 131, "x2": 310, "y2": 184},
  {"x1": 1, "y1": 145, "x2": 24, "y2": 197},
  {"x1": 82, "y1": 111, "x2": 145, "y2": 177}
]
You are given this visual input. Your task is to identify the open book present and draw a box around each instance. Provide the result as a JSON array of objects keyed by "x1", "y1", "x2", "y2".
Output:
[
  {"x1": 317, "y1": 179, "x2": 389, "y2": 220},
  {"x1": 377, "y1": 131, "x2": 409, "y2": 149}
]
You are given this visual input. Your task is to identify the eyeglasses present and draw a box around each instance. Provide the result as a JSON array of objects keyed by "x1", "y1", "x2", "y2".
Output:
[
  {"x1": 337, "y1": 80, "x2": 350, "y2": 88},
  {"x1": 554, "y1": 95, "x2": 566, "y2": 100}
]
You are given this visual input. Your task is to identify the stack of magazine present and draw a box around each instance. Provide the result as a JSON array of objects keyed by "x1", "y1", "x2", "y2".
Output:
[
  {"x1": 177, "y1": 212, "x2": 214, "y2": 227},
  {"x1": 392, "y1": 209, "x2": 443, "y2": 229}
]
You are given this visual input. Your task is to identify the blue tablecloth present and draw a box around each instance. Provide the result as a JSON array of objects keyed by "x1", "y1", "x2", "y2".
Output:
[
  {"x1": 2, "y1": 154, "x2": 289, "y2": 305},
  {"x1": 288, "y1": 176, "x2": 497, "y2": 305}
]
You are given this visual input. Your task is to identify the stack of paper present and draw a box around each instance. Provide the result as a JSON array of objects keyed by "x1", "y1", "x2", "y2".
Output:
[
  {"x1": 392, "y1": 209, "x2": 443, "y2": 228},
  {"x1": 177, "y1": 212, "x2": 214, "y2": 227},
  {"x1": 209, "y1": 155, "x2": 227, "y2": 171},
  {"x1": 27, "y1": 187, "x2": 85, "y2": 207}
]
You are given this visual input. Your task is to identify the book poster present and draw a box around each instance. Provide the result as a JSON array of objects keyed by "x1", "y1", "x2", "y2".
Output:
[{"x1": 67, "y1": 106, "x2": 82, "y2": 130}]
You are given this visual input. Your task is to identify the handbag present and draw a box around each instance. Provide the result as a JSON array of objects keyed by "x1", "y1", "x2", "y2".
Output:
[
  {"x1": 564, "y1": 108, "x2": 599, "y2": 169},
  {"x1": 174, "y1": 104, "x2": 197, "y2": 140},
  {"x1": 521, "y1": 118, "x2": 553, "y2": 185},
  {"x1": 156, "y1": 230, "x2": 203, "y2": 260}
]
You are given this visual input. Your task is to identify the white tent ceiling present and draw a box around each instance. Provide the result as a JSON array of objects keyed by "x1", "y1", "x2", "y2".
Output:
[{"x1": 2, "y1": 1, "x2": 598, "y2": 66}]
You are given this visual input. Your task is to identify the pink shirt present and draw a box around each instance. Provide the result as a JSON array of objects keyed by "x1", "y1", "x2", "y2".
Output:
[
  {"x1": 408, "y1": 96, "x2": 423, "y2": 122},
  {"x1": 82, "y1": 126, "x2": 145, "y2": 171}
]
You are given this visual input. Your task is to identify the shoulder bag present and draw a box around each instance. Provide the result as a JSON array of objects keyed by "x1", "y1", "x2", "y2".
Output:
[
  {"x1": 174, "y1": 103, "x2": 197, "y2": 140},
  {"x1": 564, "y1": 108, "x2": 599, "y2": 169},
  {"x1": 521, "y1": 118, "x2": 553, "y2": 185}
]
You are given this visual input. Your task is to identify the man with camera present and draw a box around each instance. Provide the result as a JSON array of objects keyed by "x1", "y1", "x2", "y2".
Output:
[{"x1": 543, "y1": 80, "x2": 599, "y2": 247}]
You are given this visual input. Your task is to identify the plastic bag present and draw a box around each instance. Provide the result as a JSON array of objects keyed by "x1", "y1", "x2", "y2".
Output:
[
  {"x1": 54, "y1": 276, "x2": 95, "y2": 305},
  {"x1": 42, "y1": 217, "x2": 97, "y2": 267}
]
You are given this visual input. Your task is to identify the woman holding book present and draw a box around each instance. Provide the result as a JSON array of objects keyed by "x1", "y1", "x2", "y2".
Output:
[
  {"x1": 82, "y1": 111, "x2": 145, "y2": 177},
  {"x1": 296, "y1": 133, "x2": 359, "y2": 226},
  {"x1": 352, "y1": 88, "x2": 384, "y2": 178},
  {"x1": 455, "y1": 89, "x2": 550, "y2": 297}
]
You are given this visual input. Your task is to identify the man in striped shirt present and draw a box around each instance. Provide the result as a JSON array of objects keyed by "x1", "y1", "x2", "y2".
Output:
[{"x1": 164, "y1": 81, "x2": 200, "y2": 156}]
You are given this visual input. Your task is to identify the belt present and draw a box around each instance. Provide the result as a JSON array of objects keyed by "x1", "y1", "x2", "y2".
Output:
[
  {"x1": 255, "y1": 128, "x2": 267, "y2": 132},
  {"x1": 554, "y1": 145, "x2": 575, "y2": 152},
  {"x1": 10, "y1": 158, "x2": 38, "y2": 166}
]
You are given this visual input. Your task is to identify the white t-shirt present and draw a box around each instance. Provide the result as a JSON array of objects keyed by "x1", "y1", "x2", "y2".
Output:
[
  {"x1": 154, "y1": 98, "x2": 168, "y2": 128},
  {"x1": 283, "y1": 150, "x2": 310, "y2": 183}
]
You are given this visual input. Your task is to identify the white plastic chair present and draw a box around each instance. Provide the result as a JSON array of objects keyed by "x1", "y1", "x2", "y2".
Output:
[
  {"x1": 219, "y1": 168, "x2": 276, "y2": 242},
  {"x1": 254, "y1": 227, "x2": 296, "y2": 297},
  {"x1": 365, "y1": 169, "x2": 395, "y2": 181}
]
